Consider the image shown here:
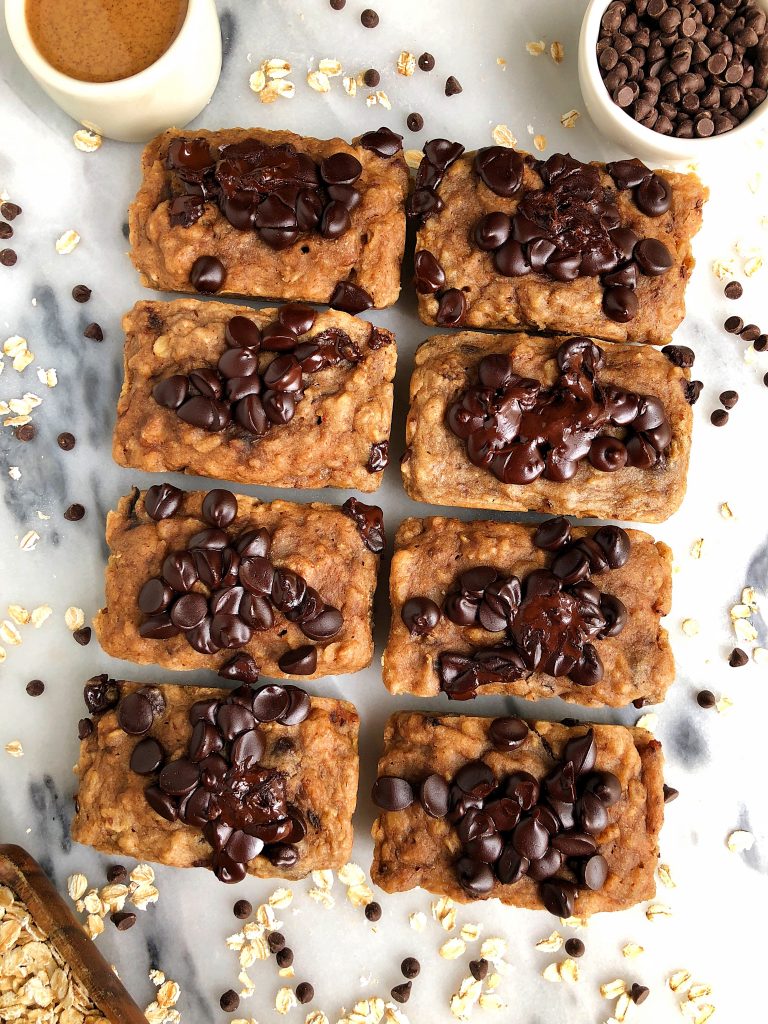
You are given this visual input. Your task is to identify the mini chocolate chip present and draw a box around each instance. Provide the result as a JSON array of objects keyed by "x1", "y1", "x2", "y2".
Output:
[
  {"x1": 697, "y1": 689, "x2": 716, "y2": 708},
  {"x1": 83, "y1": 322, "x2": 104, "y2": 341},
  {"x1": 0, "y1": 223, "x2": 11, "y2": 239},
  {"x1": 190, "y1": 255, "x2": 226, "y2": 293},
  {"x1": 220, "y1": 990, "x2": 239, "y2": 1012},
  {"x1": 111, "y1": 911, "x2": 136, "y2": 931},
  {"x1": 0, "y1": 203, "x2": 21, "y2": 220},
  {"x1": 268, "y1": 931, "x2": 285, "y2": 952},
  {"x1": 296, "y1": 983, "x2": 314, "y2": 1004},
  {"x1": 469, "y1": 959, "x2": 488, "y2": 981},
  {"x1": 630, "y1": 983, "x2": 650, "y2": 1005},
  {"x1": 57, "y1": 432, "x2": 76, "y2": 451},
  {"x1": 15, "y1": 423, "x2": 35, "y2": 441},
  {"x1": 724, "y1": 315, "x2": 744, "y2": 334},
  {"x1": 72, "y1": 285, "x2": 91, "y2": 303},
  {"x1": 720, "y1": 390, "x2": 738, "y2": 409},
  {"x1": 363, "y1": 68, "x2": 380, "y2": 86},
  {"x1": 330, "y1": 0, "x2": 345, "y2": 7},
  {"x1": 663, "y1": 783, "x2": 679, "y2": 803},
  {"x1": 78, "y1": 718, "x2": 94, "y2": 740},
  {"x1": 710, "y1": 409, "x2": 728, "y2": 426},
  {"x1": 445, "y1": 75, "x2": 463, "y2": 96},
  {"x1": 418, "y1": 52, "x2": 435, "y2": 71},
  {"x1": 564, "y1": 938, "x2": 585, "y2": 957},
  {"x1": 26, "y1": 679, "x2": 44, "y2": 696},
  {"x1": 276, "y1": 947, "x2": 294, "y2": 968},
  {"x1": 401, "y1": 957, "x2": 420, "y2": 979},
  {"x1": 741, "y1": 324, "x2": 761, "y2": 341},
  {"x1": 407, "y1": 112, "x2": 424, "y2": 132},
  {"x1": 361, "y1": 8, "x2": 379, "y2": 27},
  {"x1": 107, "y1": 864, "x2": 128, "y2": 884},
  {"x1": 729, "y1": 647, "x2": 748, "y2": 667},
  {"x1": 364, "y1": 901, "x2": 382, "y2": 921},
  {"x1": 724, "y1": 281, "x2": 743, "y2": 299},
  {"x1": 756, "y1": 335, "x2": 768, "y2": 352},
  {"x1": 64, "y1": 503, "x2": 85, "y2": 521},
  {"x1": 0, "y1": 249, "x2": 17, "y2": 266},
  {"x1": 73, "y1": 626, "x2": 92, "y2": 646},
  {"x1": 662, "y1": 344, "x2": 695, "y2": 368},
  {"x1": 391, "y1": 982, "x2": 412, "y2": 1004},
  {"x1": 233, "y1": 899, "x2": 252, "y2": 918}
]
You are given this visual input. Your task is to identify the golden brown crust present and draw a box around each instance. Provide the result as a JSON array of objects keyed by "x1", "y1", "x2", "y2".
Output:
[
  {"x1": 383, "y1": 517, "x2": 674, "y2": 707},
  {"x1": 402, "y1": 331, "x2": 692, "y2": 522},
  {"x1": 128, "y1": 128, "x2": 408, "y2": 307},
  {"x1": 93, "y1": 490, "x2": 378, "y2": 679},
  {"x1": 370, "y1": 712, "x2": 664, "y2": 914},
  {"x1": 72, "y1": 682, "x2": 359, "y2": 879},
  {"x1": 113, "y1": 300, "x2": 396, "y2": 491},
  {"x1": 415, "y1": 149, "x2": 707, "y2": 344}
]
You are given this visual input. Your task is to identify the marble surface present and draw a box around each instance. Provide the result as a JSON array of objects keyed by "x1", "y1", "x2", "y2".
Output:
[{"x1": 1, "y1": 1, "x2": 767, "y2": 1021}]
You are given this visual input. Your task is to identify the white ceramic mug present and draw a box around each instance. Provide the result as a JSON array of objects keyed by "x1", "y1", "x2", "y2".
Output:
[{"x1": 4, "y1": 0, "x2": 222, "y2": 143}]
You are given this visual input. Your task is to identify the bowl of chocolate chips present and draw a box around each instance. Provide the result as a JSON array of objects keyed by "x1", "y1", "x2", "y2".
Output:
[{"x1": 579, "y1": 0, "x2": 768, "y2": 160}]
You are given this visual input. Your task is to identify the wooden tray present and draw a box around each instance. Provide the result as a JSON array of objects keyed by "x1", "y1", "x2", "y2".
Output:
[{"x1": 0, "y1": 844, "x2": 147, "y2": 1024}]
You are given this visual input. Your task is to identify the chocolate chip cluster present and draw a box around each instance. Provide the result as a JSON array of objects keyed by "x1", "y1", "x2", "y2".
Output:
[
  {"x1": 447, "y1": 339, "x2": 672, "y2": 485},
  {"x1": 137, "y1": 486, "x2": 342, "y2": 675},
  {"x1": 341, "y1": 496, "x2": 386, "y2": 554},
  {"x1": 101, "y1": 678, "x2": 312, "y2": 883},
  {"x1": 401, "y1": 516, "x2": 629, "y2": 698},
  {"x1": 373, "y1": 723, "x2": 619, "y2": 915},
  {"x1": 598, "y1": 0, "x2": 768, "y2": 137},
  {"x1": 152, "y1": 305, "x2": 361, "y2": 436}
]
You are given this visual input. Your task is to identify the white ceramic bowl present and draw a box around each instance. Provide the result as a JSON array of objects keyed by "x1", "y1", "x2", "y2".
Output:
[
  {"x1": 578, "y1": 0, "x2": 768, "y2": 163},
  {"x1": 4, "y1": 0, "x2": 222, "y2": 143}
]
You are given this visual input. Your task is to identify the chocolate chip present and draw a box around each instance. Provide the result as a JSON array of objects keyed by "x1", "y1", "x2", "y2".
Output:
[
  {"x1": 130, "y1": 737, "x2": 165, "y2": 774},
  {"x1": 533, "y1": 517, "x2": 572, "y2": 551},
  {"x1": 697, "y1": 689, "x2": 716, "y2": 708},
  {"x1": 742, "y1": 323, "x2": 761, "y2": 341},
  {"x1": 401, "y1": 596, "x2": 441, "y2": 636},
  {"x1": 373, "y1": 775, "x2": 414, "y2": 811},
  {"x1": 469, "y1": 959, "x2": 488, "y2": 981},
  {"x1": 57, "y1": 432, "x2": 76, "y2": 451},
  {"x1": 367, "y1": 440, "x2": 389, "y2": 472},
  {"x1": 190, "y1": 255, "x2": 226, "y2": 293},
  {"x1": 729, "y1": 647, "x2": 748, "y2": 667},
  {"x1": 15, "y1": 423, "x2": 35, "y2": 441},
  {"x1": 710, "y1": 409, "x2": 729, "y2": 426},
  {"x1": 418, "y1": 52, "x2": 435, "y2": 71},
  {"x1": 720, "y1": 390, "x2": 738, "y2": 409},
  {"x1": 724, "y1": 315, "x2": 744, "y2": 334},
  {"x1": 73, "y1": 627, "x2": 91, "y2": 646},
  {"x1": 391, "y1": 983, "x2": 412, "y2": 1004},
  {"x1": 631, "y1": 983, "x2": 650, "y2": 1004},
  {"x1": 72, "y1": 285, "x2": 91, "y2": 303},
  {"x1": 724, "y1": 281, "x2": 743, "y2": 299},
  {"x1": 359, "y1": 127, "x2": 403, "y2": 158},
  {"x1": 107, "y1": 864, "x2": 128, "y2": 884},
  {"x1": 662, "y1": 344, "x2": 695, "y2": 367},
  {"x1": 0, "y1": 202, "x2": 20, "y2": 220},
  {"x1": 364, "y1": 901, "x2": 382, "y2": 921},
  {"x1": 663, "y1": 783, "x2": 679, "y2": 803},
  {"x1": 220, "y1": 990, "x2": 239, "y2": 1012},
  {"x1": 0, "y1": 249, "x2": 17, "y2": 266},
  {"x1": 363, "y1": 68, "x2": 380, "y2": 86},
  {"x1": 0, "y1": 223, "x2": 12, "y2": 239},
  {"x1": 118, "y1": 692, "x2": 155, "y2": 735},
  {"x1": 539, "y1": 878, "x2": 576, "y2": 917},
  {"x1": 361, "y1": 8, "x2": 379, "y2": 27},
  {"x1": 489, "y1": 717, "x2": 529, "y2": 750},
  {"x1": 278, "y1": 645, "x2": 317, "y2": 675},
  {"x1": 266, "y1": 931, "x2": 285, "y2": 952},
  {"x1": 564, "y1": 938, "x2": 585, "y2": 957},
  {"x1": 330, "y1": 0, "x2": 345, "y2": 7},
  {"x1": 329, "y1": 280, "x2": 373, "y2": 313},
  {"x1": 144, "y1": 482, "x2": 182, "y2": 520},
  {"x1": 401, "y1": 957, "x2": 420, "y2": 979},
  {"x1": 111, "y1": 911, "x2": 136, "y2": 931},
  {"x1": 64, "y1": 503, "x2": 85, "y2": 521},
  {"x1": 296, "y1": 983, "x2": 314, "y2": 1004},
  {"x1": 276, "y1": 947, "x2": 294, "y2": 968},
  {"x1": 407, "y1": 112, "x2": 424, "y2": 132},
  {"x1": 202, "y1": 488, "x2": 238, "y2": 527},
  {"x1": 683, "y1": 379, "x2": 703, "y2": 405},
  {"x1": 342, "y1": 496, "x2": 385, "y2": 553},
  {"x1": 419, "y1": 774, "x2": 450, "y2": 818},
  {"x1": 77, "y1": 718, "x2": 94, "y2": 740},
  {"x1": 445, "y1": 75, "x2": 463, "y2": 96},
  {"x1": 26, "y1": 679, "x2": 44, "y2": 696}
]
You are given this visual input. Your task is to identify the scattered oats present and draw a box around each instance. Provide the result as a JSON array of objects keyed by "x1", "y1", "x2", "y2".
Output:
[
  {"x1": 347, "y1": 883, "x2": 374, "y2": 908},
  {"x1": 20, "y1": 531, "x2": 40, "y2": 551},
  {"x1": 239, "y1": 970, "x2": 255, "y2": 997},
  {"x1": 319, "y1": 58, "x2": 342, "y2": 77},
  {"x1": 550, "y1": 41, "x2": 565, "y2": 63},
  {"x1": 541, "y1": 962, "x2": 562, "y2": 983},
  {"x1": 156, "y1": 980, "x2": 180, "y2": 1008},
  {"x1": 255, "y1": 903, "x2": 279, "y2": 929},
  {"x1": 622, "y1": 943, "x2": 644, "y2": 959},
  {"x1": 668, "y1": 969, "x2": 692, "y2": 993},
  {"x1": 614, "y1": 991, "x2": 632, "y2": 1022},
  {"x1": 440, "y1": 938, "x2": 466, "y2": 960},
  {"x1": 37, "y1": 367, "x2": 58, "y2": 388},
  {"x1": 306, "y1": 1014, "x2": 330, "y2": 1024},
  {"x1": 646, "y1": 903, "x2": 672, "y2": 921},
  {"x1": 478, "y1": 994, "x2": 505, "y2": 1011},
  {"x1": 339, "y1": 863, "x2": 366, "y2": 887},
  {"x1": 404, "y1": 149, "x2": 423, "y2": 169},
  {"x1": 480, "y1": 937, "x2": 507, "y2": 963},
  {"x1": 7, "y1": 604, "x2": 28, "y2": 626},
  {"x1": 492, "y1": 124, "x2": 518, "y2": 148},
  {"x1": 8, "y1": 466, "x2": 21, "y2": 481},
  {"x1": 712, "y1": 256, "x2": 738, "y2": 280},
  {"x1": 657, "y1": 863, "x2": 676, "y2": 888},
  {"x1": 533, "y1": 134, "x2": 547, "y2": 151},
  {"x1": 248, "y1": 69, "x2": 266, "y2": 93},
  {"x1": 497, "y1": 57, "x2": 507, "y2": 67},
  {"x1": 31, "y1": 604, "x2": 53, "y2": 627},
  {"x1": 733, "y1": 618, "x2": 758, "y2": 643},
  {"x1": 690, "y1": 1006, "x2": 716, "y2": 1024},
  {"x1": 269, "y1": 887, "x2": 293, "y2": 909},
  {"x1": 263, "y1": 58, "x2": 291, "y2": 78},
  {"x1": 688, "y1": 983, "x2": 713, "y2": 1001},
  {"x1": 278, "y1": 965, "x2": 295, "y2": 978},
  {"x1": 635, "y1": 712, "x2": 657, "y2": 731},
  {"x1": 720, "y1": 502, "x2": 734, "y2": 519},
  {"x1": 432, "y1": 896, "x2": 457, "y2": 931},
  {"x1": 745, "y1": 255, "x2": 764, "y2": 277},
  {"x1": 560, "y1": 109, "x2": 580, "y2": 128},
  {"x1": 65, "y1": 606, "x2": 85, "y2": 631},
  {"x1": 312, "y1": 869, "x2": 334, "y2": 890},
  {"x1": 397, "y1": 51, "x2": 416, "y2": 77},
  {"x1": 449, "y1": 976, "x2": 482, "y2": 1020},
  {"x1": 726, "y1": 829, "x2": 754, "y2": 853},
  {"x1": 460, "y1": 922, "x2": 482, "y2": 942},
  {"x1": 343, "y1": 75, "x2": 357, "y2": 96},
  {"x1": 485, "y1": 973, "x2": 502, "y2": 992},
  {"x1": 730, "y1": 602, "x2": 753, "y2": 619},
  {"x1": 559, "y1": 915, "x2": 589, "y2": 929},
  {"x1": 681, "y1": 618, "x2": 700, "y2": 637},
  {"x1": 149, "y1": 969, "x2": 166, "y2": 986},
  {"x1": 4, "y1": 335, "x2": 29, "y2": 359},
  {"x1": 13, "y1": 350, "x2": 34, "y2": 373},
  {"x1": 601, "y1": 979, "x2": 628, "y2": 999},
  {"x1": 307, "y1": 70, "x2": 331, "y2": 93},
  {"x1": 4, "y1": 413, "x2": 31, "y2": 426},
  {"x1": 84, "y1": 913, "x2": 104, "y2": 940},
  {"x1": 131, "y1": 864, "x2": 155, "y2": 884},
  {"x1": 558, "y1": 958, "x2": 579, "y2": 983},
  {"x1": 0, "y1": 620, "x2": 22, "y2": 646},
  {"x1": 67, "y1": 873, "x2": 88, "y2": 902},
  {"x1": 526, "y1": 40, "x2": 546, "y2": 55},
  {"x1": 690, "y1": 538, "x2": 704, "y2": 559},
  {"x1": 55, "y1": 229, "x2": 81, "y2": 254},
  {"x1": 753, "y1": 646, "x2": 768, "y2": 664},
  {"x1": 73, "y1": 128, "x2": 102, "y2": 152},
  {"x1": 535, "y1": 931, "x2": 563, "y2": 952},
  {"x1": 308, "y1": 887, "x2": 335, "y2": 909},
  {"x1": 84, "y1": 889, "x2": 107, "y2": 915},
  {"x1": 130, "y1": 882, "x2": 159, "y2": 910},
  {"x1": 715, "y1": 695, "x2": 734, "y2": 714},
  {"x1": 383, "y1": 1005, "x2": 409, "y2": 1024},
  {"x1": 260, "y1": 79, "x2": 295, "y2": 103},
  {"x1": 375, "y1": 90, "x2": 392, "y2": 110},
  {"x1": 409, "y1": 911, "x2": 426, "y2": 932},
  {"x1": 348, "y1": 997, "x2": 385, "y2": 1023}
]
